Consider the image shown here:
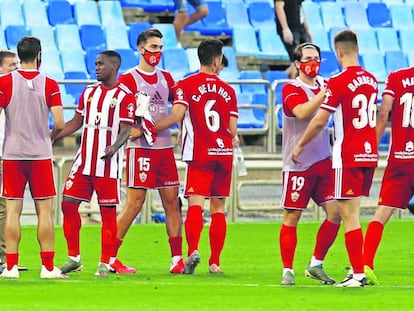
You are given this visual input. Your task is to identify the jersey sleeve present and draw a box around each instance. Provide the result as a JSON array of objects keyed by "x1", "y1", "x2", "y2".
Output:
[
  {"x1": 320, "y1": 76, "x2": 341, "y2": 113},
  {"x1": 282, "y1": 83, "x2": 308, "y2": 117},
  {"x1": 0, "y1": 75, "x2": 11, "y2": 109},
  {"x1": 383, "y1": 71, "x2": 396, "y2": 98},
  {"x1": 173, "y1": 79, "x2": 189, "y2": 108},
  {"x1": 76, "y1": 89, "x2": 86, "y2": 116},
  {"x1": 229, "y1": 84, "x2": 238, "y2": 118},
  {"x1": 161, "y1": 70, "x2": 176, "y2": 100},
  {"x1": 118, "y1": 73, "x2": 138, "y2": 95},
  {"x1": 119, "y1": 93, "x2": 136, "y2": 124},
  {"x1": 45, "y1": 77, "x2": 62, "y2": 108}
]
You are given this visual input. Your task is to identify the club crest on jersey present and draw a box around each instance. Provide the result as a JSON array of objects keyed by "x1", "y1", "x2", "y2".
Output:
[
  {"x1": 110, "y1": 98, "x2": 118, "y2": 108},
  {"x1": 291, "y1": 191, "x2": 299, "y2": 202},
  {"x1": 139, "y1": 172, "x2": 148, "y2": 182},
  {"x1": 127, "y1": 103, "x2": 135, "y2": 118},
  {"x1": 323, "y1": 89, "x2": 332, "y2": 103},
  {"x1": 406, "y1": 141, "x2": 414, "y2": 152},
  {"x1": 95, "y1": 112, "x2": 102, "y2": 124},
  {"x1": 176, "y1": 88, "x2": 184, "y2": 100},
  {"x1": 216, "y1": 138, "x2": 224, "y2": 148},
  {"x1": 65, "y1": 179, "x2": 73, "y2": 190}
]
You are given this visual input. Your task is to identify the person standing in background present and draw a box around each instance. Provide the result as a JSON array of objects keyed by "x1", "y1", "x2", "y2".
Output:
[
  {"x1": 275, "y1": 0, "x2": 313, "y2": 79},
  {"x1": 173, "y1": 0, "x2": 208, "y2": 42},
  {"x1": 0, "y1": 36, "x2": 66, "y2": 279}
]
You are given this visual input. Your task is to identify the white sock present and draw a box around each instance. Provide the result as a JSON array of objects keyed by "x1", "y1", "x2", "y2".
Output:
[
  {"x1": 309, "y1": 256, "x2": 324, "y2": 267},
  {"x1": 69, "y1": 255, "x2": 80, "y2": 262},
  {"x1": 353, "y1": 273, "x2": 365, "y2": 281},
  {"x1": 283, "y1": 268, "x2": 294, "y2": 275},
  {"x1": 109, "y1": 257, "x2": 117, "y2": 265},
  {"x1": 171, "y1": 255, "x2": 182, "y2": 266}
]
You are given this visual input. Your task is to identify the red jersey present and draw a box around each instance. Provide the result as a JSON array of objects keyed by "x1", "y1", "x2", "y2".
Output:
[
  {"x1": 173, "y1": 72, "x2": 238, "y2": 161},
  {"x1": 383, "y1": 67, "x2": 414, "y2": 162},
  {"x1": 321, "y1": 66, "x2": 378, "y2": 168}
]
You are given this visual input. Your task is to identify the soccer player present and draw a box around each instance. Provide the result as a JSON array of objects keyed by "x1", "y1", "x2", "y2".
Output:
[
  {"x1": 279, "y1": 43, "x2": 340, "y2": 286},
  {"x1": 0, "y1": 50, "x2": 18, "y2": 270},
  {"x1": 363, "y1": 65, "x2": 414, "y2": 285},
  {"x1": 173, "y1": 0, "x2": 208, "y2": 41},
  {"x1": 109, "y1": 28, "x2": 184, "y2": 274},
  {"x1": 154, "y1": 39, "x2": 239, "y2": 274},
  {"x1": 56, "y1": 51, "x2": 136, "y2": 277},
  {"x1": 0, "y1": 36, "x2": 66, "y2": 279},
  {"x1": 292, "y1": 30, "x2": 378, "y2": 287}
]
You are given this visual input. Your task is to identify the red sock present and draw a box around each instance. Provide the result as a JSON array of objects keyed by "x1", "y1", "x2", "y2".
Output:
[
  {"x1": 208, "y1": 213, "x2": 226, "y2": 266},
  {"x1": 363, "y1": 220, "x2": 384, "y2": 270},
  {"x1": 6, "y1": 253, "x2": 18, "y2": 270},
  {"x1": 313, "y1": 220, "x2": 340, "y2": 260},
  {"x1": 62, "y1": 201, "x2": 81, "y2": 257},
  {"x1": 184, "y1": 205, "x2": 204, "y2": 256},
  {"x1": 279, "y1": 224, "x2": 297, "y2": 269},
  {"x1": 111, "y1": 238, "x2": 123, "y2": 258},
  {"x1": 41, "y1": 251, "x2": 55, "y2": 271},
  {"x1": 169, "y1": 236, "x2": 182, "y2": 257},
  {"x1": 100, "y1": 207, "x2": 117, "y2": 264},
  {"x1": 345, "y1": 228, "x2": 364, "y2": 274}
]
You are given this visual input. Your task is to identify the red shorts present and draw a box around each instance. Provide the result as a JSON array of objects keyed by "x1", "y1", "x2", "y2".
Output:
[
  {"x1": 379, "y1": 161, "x2": 414, "y2": 209},
  {"x1": 334, "y1": 167, "x2": 375, "y2": 199},
  {"x1": 184, "y1": 158, "x2": 233, "y2": 197},
  {"x1": 126, "y1": 148, "x2": 179, "y2": 189},
  {"x1": 63, "y1": 173, "x2": 120, "y2": 205},
  {"x1": 281, "y1": 158, "x2": 334, "y2": 209},
  {"x1": 2, "y1": 159, "x2": 56, "y2": 199}
]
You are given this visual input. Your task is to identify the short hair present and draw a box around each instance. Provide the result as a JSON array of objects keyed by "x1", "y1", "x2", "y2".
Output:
[
  {"x1": 99, "y1": 50, "x2": 121, "y2": 71},
  {"x1": 222, "y1": 54, "x2": 228, "y2": 68},
  {"x1": 292, "y1": 42, "x2": 321, "y2": 62},
  {"x1": 334, "y1": 29, "x2": 358, "y2": 49},
  {"x1": 197, "y1": 39, "x2": 223, "y2": 66},
  {"x1": 0, "y1": 50, "x2": 16, "y2": 66},
  {"x1": 137, "y1": 28, "x2": 163, "y2": 46},
  {"x1": 17, "y1": 36, "x2": 41, "y2": 63}
]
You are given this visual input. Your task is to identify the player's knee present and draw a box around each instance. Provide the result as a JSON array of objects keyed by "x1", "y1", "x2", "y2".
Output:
[{"x1": 197, "y1": 6, "x2": 208, "y2": 18}]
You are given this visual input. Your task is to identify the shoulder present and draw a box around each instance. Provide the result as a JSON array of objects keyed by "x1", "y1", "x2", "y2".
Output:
[{"x1": 118, "y1": 82, "x2": 134, "y2": 95}]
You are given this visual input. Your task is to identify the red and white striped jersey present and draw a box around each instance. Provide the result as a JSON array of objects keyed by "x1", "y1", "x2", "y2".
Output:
[
  {"x1": 321, "y1": 66, "x2": 378, "y2": 168},
  {"x1": 383, "y1": 67, "x2": 414, "y2": 162},
  {"x1": 74, "y1": 82, "x2": 135, "y2": 178},
  {"x1": 173, "y1": 72, "x2": 238, "y2": 161}
]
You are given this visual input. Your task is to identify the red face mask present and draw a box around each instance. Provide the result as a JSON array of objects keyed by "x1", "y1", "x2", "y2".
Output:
[
  {"x1": 299, "y1": 59, "x2": 320, "y2": 78},
  {"x1": 142, "y1": 48, "x2": 162, "y2": 66}
]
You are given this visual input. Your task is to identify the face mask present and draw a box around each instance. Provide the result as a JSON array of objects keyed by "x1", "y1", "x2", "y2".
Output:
[
  {"x1": 142, "y1": 48, "x2": 162, "y2": 66},
  {"x1": 299, "y1": 59, "x2": 320, "y2": 78}
]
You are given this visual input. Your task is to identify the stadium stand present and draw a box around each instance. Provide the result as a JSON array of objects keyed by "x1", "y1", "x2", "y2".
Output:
[
  {"x1": 98, "y1": 0, "x2": 127, "y2": 29},
  {"x1": 257, "y1": 27, "x2": 290, "y2": 61},
  {"x1": 152, "y1": 23, "x2": 179, "y2": 48},
  {"x1": 74, "y1": 0, "x2": 101, "y2": 26},
  {"x1": 376, "y1": 28, "x2": 401, "y2": 53},
  {"x1": 185, "y1": 48, "x2": 200, "y2": 73},
  {"x1": 116, "y1": 48, "x2": 138, "y2": 73},
  {"x1": 343, "y1": 2, "x2": 371, "y2": 29},
  {"x1": 320, "y1": 1, "x2": 347, "y2": 30},
  {"x1": 389, "y1": 3, "x2": 414, "y2": 30},
  {"x1": 161, "y1": 47, "x2": 190, "y2": 80},
  {"x1": 55, "y1": 24, "x2": 83, "y2": 52},
  {"x1": 47, "y1": 0, "x2": 74, "y2": 26},
  {"x1": 79, "y1": 25, "x2": 107, "y2": 51},
  {"x1": 23, "y1": 0, "x2": 50, "y2": 28},
  {"x1": 247, "y1": 1, "x2": 275, "y2": 30},
  {"x1": 239, "y1": 70, "x2": 267, "y2": 97},
  {"x1": 367, "y1": 2, "x2": 392, "y2": 27},
  {"x1": 63, "y1": 71, "x2": 89, "y2": 100},
  {"x1": 384, "y1": 51, "x2": 408, "y2": 75},
  {"x1": 5, "y1": 25, "x2": 29, "y2": 51},
  {"x1": 225, "y1": 2, "x2": 253, "y2": 29},
  {"x1": 30, "y1": 26, "x2": 59, "y2": 52},
  {"x1": 60, "y1": 50, "x2": 88, "y2": 74},
  {"x1": 361, "y1": 52, "x2": 387, "y2": 82},
  {"x1": 356, "y1": 28, "x2": 379, "y2": 54},
  {"x1": 128, "y1": 22, "x2": 152, "y2": 49},
  {"x1": 0, "y1": 0, "x2": 25, "y2": 27},
  {"x1": 40, "y1": 50, "x2": 64, "y2": 81},
  {"x1": 319, "y1": 50, "x2": 340, "y2": 78},
  {"x1": 105, "y1": 25, "x2": 131, "y2": 50},
  {"x1": 301, "y1": 1, "x2": 324, "y2": 30}
]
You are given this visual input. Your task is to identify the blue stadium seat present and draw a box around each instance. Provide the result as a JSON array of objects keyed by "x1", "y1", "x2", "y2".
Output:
[
  {"x1": 116, "y1": 49, "x2": 138, "y2": 74},
  {"x1": 128, "y1": 22, "x2": 152, "y2": 49},
  {"x1": 85, "y1": 48, "x2": 104, "y2": 78},
  {"x1": 0, "y1": 27, "x2": 7, "y2": 50},
  {"x1": 237, "y1": 94, "x2": 265, "y2": 129},
  {"x1": 233, "y1": 26, "x2": 278, "y2": 59},
  {"x1": 311, "y1": 27, "x2": 331, "y2": 52},
  {"x1": 74, "y1": 1, "x2": 101, "y2": 26},
  {"x1": 257, "y1": 28, "x2": 290, "y2": 60},
  {"x1": 98, "y1": 0, "x2": 127, "y2": 29},
  {"x1": 23, "y1": 0, "x2": 50, "y2": 28},
  {"x1": 361, "y1": 52, "x2": 387, "y2": 81},
  {"x1": 5, "y1": 26, "x2": 29, "y2": 51},
  {"x1": 384, "y1": 51, "x2": 408, "y2": 75},
  {"x1": 220, "y1": 47, "x2": 241, "y2": 92},
  {"x1": 47, "y1": 0, "x2": 74, "y2": 26},
  {"x1": 356, "y1": 28, "x2": 379, "y2": 54},
  {"x1": 376, "y1": 28, "x2": 400, "y2": 53},
  {"x1": 319, "y1": 50, "x2": 340, "y2": 78},
  {"x1": 198, "y1": 1, "x2": 232, "y2": 36},
  {"x1": 30, "y1": 26, "x2": 58, "y2": 52},
  {"x1": 55, "y1": 24, "x2": 83, "y2": 52},
  {"x1": 378, "y1": 131, "x2": 390, "y2": 152},
  {"x1": 61, "y1": 50, "x2": 87, "y2": 74},
  {"x1": 251, "y1": 93, "x2": 268, "y2": 121},
  {"x1": 0, "y1": 1, "x2": 25, "y2": 27},
  {"x1": 239, "y1": 70, "x2": 267, "y2": 96},
  {"x1": 223, "y1": 46, "x2": 239, "y2": 74},
  {"x1": 185, "y1": 48, "x2": 200, "y2": 72},
  {"x1": 225, "y1": 2, "x2": 252, "y2": 29},
  {"x1": 152, "y1": 23, "x2": 179, "y2": 48},
  {"x1": 120, "y1": 0, "x2": 174, "y2": 12},
  {"x1": 265, "y1": 71, "x2": 288, "y2": 105},
  {"x1": 79, "y1": 25, "x2": 107, "y2": 51},
  {"x1": 367, "y1": 2, "x2": 392, "y2": 27},
  {"x1": 399, "y1": 29, "x2": 414, "y2": 54},
  {"x1": 328, "y1": 27, "x2": 346, "y2": 51},
  {"x1": 407, "y1": 52, "x2": 414, "y2": 67},
  {"x1": 162, "y1": 48, "x2": 190, "y2": 80},
  {"x1": 247, "y1": 1, "x2": 275, "y2": 29},
  {"x1": 64, "y1": 71, "x2": 89, "y2": 99},
  {"x1": 302, "y1": 1, "x2": 324, "y2": 30},
  {"x1": 343, "y1": 2, "x2": 370, "y2": 29},
  {"x1": 105, "y1": 26, "x2": 130, "y2": 50},
  {"x1": 320, "y1": 2, "x2": 346, "y2": 30},
  {"x1": 40, "y1": 50, "x2": 64, "y2": 81},
  {"x1": 389, "y1": 4, "x2": 414, "y2": 30}
]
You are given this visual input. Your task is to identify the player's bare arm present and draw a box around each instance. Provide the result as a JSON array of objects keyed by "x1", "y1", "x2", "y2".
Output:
[
  {"x1": 50, "y1": 105, "x2": 65, "y2": 141},
  {"x1": 154, "y1": 104, "x2": 186, "y2": 132},
  {"x1": 292, "y1": 89, "x2": 326, "y2": 120},
  {"x1": 53, "y1": 112, "x2": 83, "y2": 142},
  {"x1": 292, "y1": 109, "x2": 330, "y2": 164},
  {"x1": 101, "y1": 123, "x2": 132, "y2": 159},
  {"x1": 376, "y1": 94, "x2": 393, "y2": 144}
]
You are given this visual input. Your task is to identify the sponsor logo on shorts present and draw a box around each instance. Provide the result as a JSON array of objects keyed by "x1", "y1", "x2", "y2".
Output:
[
  {"x1": 187, "y1": 187, "x2": 194, "y2": 193},
  {"x1": 139, "y1": 172, "x2": 147, "y2": 182},
  {"x1": 291, "y1": 191, "x2": 299, "y2": 202},
  {"x1": 346, "y1": 189, "x2": 354, "y2": 195}
]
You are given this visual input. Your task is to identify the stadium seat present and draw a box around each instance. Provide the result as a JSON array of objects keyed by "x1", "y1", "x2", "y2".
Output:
[
  {"x1": 40, "y1": 50, "x2": 64, "y2": 81},
  {"x1": 343, "y1": 2, "x2": 370, "y2": 29},
  {"x1": 30, "y1": 26, "x2": 58, "y2": 52},
  {"x1": 223, "y1": 46, "x2": 239, "y2": 74},
  {"x1": 199, "y1": 1, "x2": 232, "y2": 36},
  {"x1": 185, "y1": 48, "x2": 200, "y2": 73},
  {"x1": 85, "y1": 48, "x2": 104, "y2": 77},
  {"x1": 367, "y1": 2, "x2": 392, "y2": 28},
  {"x1": 389, "y1": 4, "x2": 414, "y2": 30},
  {"x1": 116, "y1": 49, "x2": 138, "y2": 74},
  {"x1": 239, "y1": 70, "x2": 267, "y2": 96},
  {"x1": 123, "y1": 0, "x2": 174, "y2": 12},
  {"x1": 64, "y1": 71, "x2": 89, "y2": 99},
  {"x1": 162, "y1": 47, "x2": 190, "y2": 80},
  {"x1": 257, "y1": 28, "x2": 290, "y2": 61},
  {"x1": 233, "y1": 26, "x2": 278, "y2": 59},
  {"x1": 79, "y1": 25, "x2": 107, "y2": 51},
  {"x1": 319, "y1": 50, "x2": 340, "y2": 78},
  {"x1": 320, "y1": 2, "x2": 346, "y2": 30},
  {"x1": 23, "y1": 0, "x2": 50, "y2": 28},
  {"x1": 328, "y1": 27, "x2": 346, "y2": 51},
  {"x1": 5, "y1": 26, "x2": 29, "y2": 51},
  {"x1": 55, "y1": 24, "x2": 83, "y2": 52},
  {"x1": 361, "y1": 52, "x2": 387, "y2": 82},
  {"x1": 407, "y1": 52, "x2": 414, "y2": 67},
  {"x1": 237, "y1": 94, "x2": 265, "y2": 129},
  {"x1": 356, "y1": 28, "x2": 379, "y2": 54},
  {"x1": 376, "y1": 28, "x2": 400, "y2": 53},
  {"x1": 384, "y1": 51, "x2": 408, "y2": 75},
  {"x1": 247, "y1": 1, "x2": 275, "y2": 29},
  {"x1": 0, "y1": 1, "x2": 25, "y2": 27},
  {"x1": 61, "y1": 50, "x2": 88, "y2": 74},
  {"x1": 265, "y1": 70, "x2": 288, "y2": 106},
  {"x1": 152, "y1": 23, "x2": 179, "y2": 48},
  {"x1": 98, "y1": 0, "x2": 127, "y2": 29},
  {"x1": 225, "y1": 2, "x2": 252, "y2": 29},
  {"x1": 0, "y1": 27, "x2": 7, "y2": 50},
  {"x1": 302, "y1": 1, "x2": 324, "y2": 30},
  {"x1": 47, "y1": 0, "x2": 74, "y2": 26},
  {"x1": 128, "y1": 22, "x2": 152, "y2": 49},
  {"x1": 251, "y1": 93, "x2": 268, "y2": 121},
  {"x1": 311, "y1": 27, "x2": 331, "y2": 52},
  {"x1": 399, "y1": 29, "x2": 414, "y2": 54},
  {"x1": 105, "y1": 26, "x2": 130, "y2": 50},
  {"x1": 74, "y1": 1, "x2": 101, "y2": 26}
]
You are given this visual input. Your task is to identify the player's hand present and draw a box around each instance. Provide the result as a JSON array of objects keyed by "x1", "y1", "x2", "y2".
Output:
[
  {"x1": 232, "y1": 135, "x2": 240, "y2": 147},
  {"x1": 101, "y1": 145, "x2": 116, "y2": 160},
  {"x1": 282, "y1": 28, "x2": 294, "y2": 45},
  {"x1": 129, "y1": 127, "x2": 143, "y2": 140},
  {"x1": 291, "y1": 145, "x2": 304, "y2": 164}
]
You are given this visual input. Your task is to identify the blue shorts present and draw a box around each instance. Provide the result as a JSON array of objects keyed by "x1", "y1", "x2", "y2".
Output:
[{"x1": 174, "y1": 0, "x2": 206, "y2": 12}]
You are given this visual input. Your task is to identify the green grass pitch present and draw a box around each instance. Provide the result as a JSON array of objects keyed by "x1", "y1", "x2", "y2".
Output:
[{"x1": 2, "y1": 220, "x2": 414, "y2": 310}]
